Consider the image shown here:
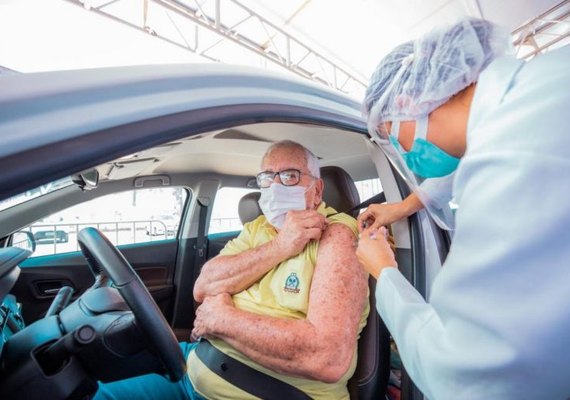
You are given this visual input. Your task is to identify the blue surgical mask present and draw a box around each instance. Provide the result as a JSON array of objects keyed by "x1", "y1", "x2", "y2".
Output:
[{"x1": 389, "y1": 116, "x2": 460, "y2": 179}]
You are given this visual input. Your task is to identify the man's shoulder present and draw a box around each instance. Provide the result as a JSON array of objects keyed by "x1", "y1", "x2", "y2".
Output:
[
  {"x1": 242, "y1": 215, "x2": 276, "y2": 241},
  {"x1": 243, "y1": 214, "x2": 269, "y2": 231},
  {"x1": 326, "y1": 211, "x2": 358, "y2": 236}
]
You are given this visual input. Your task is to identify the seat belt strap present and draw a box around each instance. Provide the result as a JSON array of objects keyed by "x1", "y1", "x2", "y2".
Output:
[
  {"x1": 195, "y1": 340, "x2": 312, "y2": 400},
  {"x1": 328, "y1": 191, "x2": 387, "y2": 217},
  {"x1": 194, "y1": 197, "x2": 209, "y2": 263},
  {"x1": 192, "y1": 197, "x2": 210, "y2": 311},
  {"x1": 345, "y1": 191, "x2": 386, "y2": 215}
]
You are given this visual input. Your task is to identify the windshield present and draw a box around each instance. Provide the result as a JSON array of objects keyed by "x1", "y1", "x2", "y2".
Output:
[{"x1": 0, "y1": 177, "x2": 73, "y2": 212}]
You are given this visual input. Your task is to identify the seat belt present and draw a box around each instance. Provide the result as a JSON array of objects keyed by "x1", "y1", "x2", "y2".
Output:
[
  {"x1": 194, "y1": 197, "x2": 210, "y2": 264},
  {"x1": 192, "y1": 197, "x2": 210, "y2": 310},
  {"x1": 328, "y1": 191, "x2": 387, "y2": 218},
  {"x1": 344, "y1": 191, "x2": 386, "y2": 215},
  {"x1": 195, "y1": 340, "x2": 312, "y2": 400}
]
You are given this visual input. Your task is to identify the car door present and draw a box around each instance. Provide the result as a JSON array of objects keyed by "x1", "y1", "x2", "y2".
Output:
[
  {"x1": 8, "y1": 186, "x2": 189, "y2": 323},
  {"x1": 0, "y1": 65, "x2": 447, "y2": 400}
]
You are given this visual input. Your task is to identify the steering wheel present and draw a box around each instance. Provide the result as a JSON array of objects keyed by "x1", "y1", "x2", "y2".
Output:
[{"x1": 77, "y1": 227, "x2": 186, "y2": 382}]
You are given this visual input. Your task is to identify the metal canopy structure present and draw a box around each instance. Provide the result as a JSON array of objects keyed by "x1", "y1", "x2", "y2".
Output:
[
  {"x1": 512, "y1": 0, "x2": 570, "y2": 59},
  {"x1": 67, "y1": 0, "x2": 368, "y2": 95},
  {"x1": 54, "y1": 0, "x2": 570, "y2": 95}
]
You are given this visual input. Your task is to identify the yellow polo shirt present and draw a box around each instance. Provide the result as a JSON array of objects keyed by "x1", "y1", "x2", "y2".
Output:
[{"x1": 187, "y1": 203, "x2": 369, "y2": 399}]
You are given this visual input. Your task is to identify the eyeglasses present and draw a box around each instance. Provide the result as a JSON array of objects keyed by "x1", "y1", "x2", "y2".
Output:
[{"x1": 256, "y1": 169, "x2": 313, "y2": 189}]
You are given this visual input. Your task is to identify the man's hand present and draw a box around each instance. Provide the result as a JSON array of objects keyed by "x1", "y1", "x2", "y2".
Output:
[
  {"x1": 356, "y1": 226, "x2": 397, "y2": 279},
  {"x1": 273, "y1": 210, "x2": 327, "y2": 259},
  {"x1": 192, "y1": 293, "x2": 234, "y2": 340}
]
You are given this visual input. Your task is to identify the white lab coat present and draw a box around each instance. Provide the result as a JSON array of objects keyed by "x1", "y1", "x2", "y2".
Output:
[{"x1": 377, "y1": 45, "x2": 570, "y2": 400}]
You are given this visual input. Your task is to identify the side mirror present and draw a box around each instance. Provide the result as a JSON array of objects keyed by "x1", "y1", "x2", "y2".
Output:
[
  {"x1": 11, "y1": 231, "x2": 36, "y2": 252},
  {"x1": 71, "y1": 169, "x2": 99, "y2": 191}
]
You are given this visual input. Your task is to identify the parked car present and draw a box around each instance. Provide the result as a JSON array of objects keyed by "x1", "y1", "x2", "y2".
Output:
[
  {"x1": 145, "y1": 223, "x2": 176, "y2": 237},
  {"x1": 0, "y1": 64, "x2": 447, "y2": 400},
  {"x1": 33, "y1": 229, "x2": 69, "y2": 243}
]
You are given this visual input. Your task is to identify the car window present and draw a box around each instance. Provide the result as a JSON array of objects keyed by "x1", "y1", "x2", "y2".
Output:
[
  {"x1": 209, "y1": 187, "x2": 259, "y2": 235},
  {"x1": 354, "y1": 178, "x2": 383, "y2": 211},
  {"x1": 24, "y1": 187, "x2": 188, "y2": 257}
]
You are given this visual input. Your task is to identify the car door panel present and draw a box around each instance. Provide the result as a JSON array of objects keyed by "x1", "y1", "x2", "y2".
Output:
[
  {"x1": 13, "y1": 240, "x2": 179, "y2": 323},
  {"x1": 206, "y1": 231, "x2": 240, "y2": 260}
]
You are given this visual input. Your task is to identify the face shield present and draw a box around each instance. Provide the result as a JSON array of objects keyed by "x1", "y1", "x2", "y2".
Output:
[
  {"x1": 362, "y1": 18, "x2": 513, "y2": 230},
  {"x1": 365, "y1": 53, "x2": 455, "y2": 230},
  {"x1": 367, "y1": 117, "x2": 456, "y2": 231}
]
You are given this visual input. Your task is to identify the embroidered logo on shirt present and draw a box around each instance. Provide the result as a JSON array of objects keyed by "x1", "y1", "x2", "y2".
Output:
[{"x1": 284, "y1": 272, "x2": 300, "y2": 294}]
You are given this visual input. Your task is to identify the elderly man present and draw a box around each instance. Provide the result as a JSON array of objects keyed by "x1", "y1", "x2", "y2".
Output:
[
  {"x1": 95, "y1": 140, "x2": 368, "y2": 400},
  {"x1": 190, "y1": 140, "x2": 369, "y2": 399}
]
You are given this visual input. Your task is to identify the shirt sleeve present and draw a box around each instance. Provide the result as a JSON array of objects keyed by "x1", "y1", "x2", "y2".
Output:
[
  {"x1": 218, "y1": 219, "x2": 257, "y2": 256},
  {"x1": 417, "y1": 172, "x2": 454, "y2": 209},
  {"x1": 327, "y1": 211, "x2": 358, "y2": 236},
  {"x1": 375, "y1": 269, "x2": 441, "y2": 400}
]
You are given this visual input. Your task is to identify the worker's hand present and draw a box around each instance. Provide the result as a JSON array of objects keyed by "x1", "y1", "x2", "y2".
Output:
[
  {"x1": 356, "y1": 226, "x2": 397, "y2": 280},
  {"x1": 273, "y1": 209, "x2": 327, "y2": 259},
  {"x1": 357, "y1": 202, "x2": 407, "y2": 232},
  {"x1": 191, "y1": 293, "x2": 234, "y2": 340},
  {"x1": 358, "y1": 193, "x2": 425, "y2": 232}
]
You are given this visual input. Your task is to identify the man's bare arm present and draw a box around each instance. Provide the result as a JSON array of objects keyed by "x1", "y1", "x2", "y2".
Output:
[
  {"x1": 193, "y1": 210, "x2": 327, "y2": 303},
  {"x1": 194, "y1": 240, "x2": 285, "y2": 303},
  {"x1": 193, "y1": 223, "x2": 368, "y2": 382}
]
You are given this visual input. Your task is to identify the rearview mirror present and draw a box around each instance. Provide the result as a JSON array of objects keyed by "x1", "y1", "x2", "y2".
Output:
[
  {"x1": 246, "y1": 177, "x2": 258, "y2": 188},
  {"x1": 11, "y1": 231, "x2": 36, "y2": 252},
  {"x1": 71, "y1": 169, "x2": 99, "y2": 191}
]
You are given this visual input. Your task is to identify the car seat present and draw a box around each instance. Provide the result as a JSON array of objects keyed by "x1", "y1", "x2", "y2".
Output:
[
  {"x1": 237, "y1": 191, "x2": 263, "y2": 225},
  {"x1": 237, "y1": 166, "x2": 391, "y2": 400}
]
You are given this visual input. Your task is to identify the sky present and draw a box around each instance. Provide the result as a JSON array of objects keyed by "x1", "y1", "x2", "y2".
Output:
[
  {"x1": 0, "y1": 0, "x2": 207, "y2": 73},
  {"x1": 0, "y1": 0, "x2": 393, "y2": 75}
]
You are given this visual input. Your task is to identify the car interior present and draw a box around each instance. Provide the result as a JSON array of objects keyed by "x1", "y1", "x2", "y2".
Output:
[{"x1": 0, "y1": 119, "x2": 438, "y2": 399}]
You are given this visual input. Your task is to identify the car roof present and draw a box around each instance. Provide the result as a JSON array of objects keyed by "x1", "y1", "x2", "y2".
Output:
[{"x1": 0, "y1": 64, "x2": 370, "y2": 199}]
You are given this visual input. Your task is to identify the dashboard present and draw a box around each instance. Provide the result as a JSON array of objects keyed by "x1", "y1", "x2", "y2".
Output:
[{"x1": 0, "y1": 242, "x2": 176, "y2": 400}]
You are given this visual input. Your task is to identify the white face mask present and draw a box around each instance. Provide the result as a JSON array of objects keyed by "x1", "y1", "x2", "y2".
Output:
[{"x1": 258, "y1": 183, "x2": 310, "y2": 229}]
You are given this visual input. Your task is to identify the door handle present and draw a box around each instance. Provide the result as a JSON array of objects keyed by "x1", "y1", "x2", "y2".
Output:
[{"x1": 34, "y1": 280, "x2": 74, "y2": 297}]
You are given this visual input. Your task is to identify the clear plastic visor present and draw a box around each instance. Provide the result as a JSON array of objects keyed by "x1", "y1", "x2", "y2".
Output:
[{"x1": 368, "y1": 121, "x2": 455, "y2": 231}]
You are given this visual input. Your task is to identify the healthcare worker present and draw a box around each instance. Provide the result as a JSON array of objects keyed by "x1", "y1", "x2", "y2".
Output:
[{"x1": 356, "y1": 17, "x2": 570, "y2": 400}]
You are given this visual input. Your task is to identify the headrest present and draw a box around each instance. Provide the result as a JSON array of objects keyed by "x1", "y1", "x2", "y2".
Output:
[
  {"x1": 321, "y1": 166, "x2": 360, "y2": 218},
  {"x1": 238, "y1": 191, "x2": 262, "y2": 225},
  {"x1": 237, "y1": 166, "x2": 360, "y2": 225}
]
